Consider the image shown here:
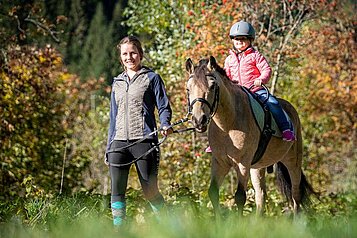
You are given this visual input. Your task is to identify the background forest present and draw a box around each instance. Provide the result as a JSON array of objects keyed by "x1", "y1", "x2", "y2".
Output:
[{"x1": 1, "y1": 0, "x2": 356, "y2": 230}]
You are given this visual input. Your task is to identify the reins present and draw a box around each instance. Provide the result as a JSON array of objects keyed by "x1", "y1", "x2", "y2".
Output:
[{"x1": 248, "y1": 84, "x2": 270, "y2": 106}]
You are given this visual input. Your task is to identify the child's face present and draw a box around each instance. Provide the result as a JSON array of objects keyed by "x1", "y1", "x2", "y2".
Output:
[
  {"x1": 120, "y1": 43, "x2": 142, "y2": 72},
  {"x1": 232, "y1": 36, "x2": 251, "y2": 51}
]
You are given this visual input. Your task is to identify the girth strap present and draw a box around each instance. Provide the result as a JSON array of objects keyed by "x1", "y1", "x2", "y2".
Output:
[{"x1": 241, "y1": 87, "x2": 274, "y2": 165}]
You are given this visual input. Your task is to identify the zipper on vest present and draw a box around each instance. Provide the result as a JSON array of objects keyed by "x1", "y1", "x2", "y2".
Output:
[{"x1": 125, "y1": 78, "x2": 129, "y2": 140}]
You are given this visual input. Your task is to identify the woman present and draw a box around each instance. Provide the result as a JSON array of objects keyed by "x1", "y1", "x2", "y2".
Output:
[{"x1": 105, "y1": 36, "x2": 172, "y2": 226}]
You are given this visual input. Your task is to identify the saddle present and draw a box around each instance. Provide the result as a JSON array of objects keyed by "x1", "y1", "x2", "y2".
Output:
[{"x1": 241, "y1": 87, "x2": 293, "y2": 167}]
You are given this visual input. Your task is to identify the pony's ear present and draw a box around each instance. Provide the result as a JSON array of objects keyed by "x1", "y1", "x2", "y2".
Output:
[
  {"x1": 185, "y1": 58, "x2": 194, "y2": 74},
  {"x1": 207, "y1": 56, "x2": 217, "y2": 71}
]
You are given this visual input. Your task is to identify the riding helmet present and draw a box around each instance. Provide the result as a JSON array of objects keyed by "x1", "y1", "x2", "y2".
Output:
[{"x1": 229, "y1": 21, "x2": 255, "y2": 40}]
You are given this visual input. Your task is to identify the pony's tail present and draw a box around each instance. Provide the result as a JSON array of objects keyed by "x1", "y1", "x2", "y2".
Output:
[{"x1": 275, "y1": 162, "x2": 316, "y2": 209}]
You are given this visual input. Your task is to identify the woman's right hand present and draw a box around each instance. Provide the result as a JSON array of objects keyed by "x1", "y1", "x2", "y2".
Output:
[{"x1": 161, "y1": 126, "x2": 173, "y2": 137}]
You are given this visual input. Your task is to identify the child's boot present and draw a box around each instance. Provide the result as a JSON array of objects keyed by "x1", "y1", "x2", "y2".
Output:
[{"x1": 282, "y1": 129, "x2": 295, "y2": 142}]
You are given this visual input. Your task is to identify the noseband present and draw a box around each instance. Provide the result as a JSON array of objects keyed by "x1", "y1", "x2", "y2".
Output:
[{"x1": 187, "y1": 73, "x2": 220, "y2": 123}]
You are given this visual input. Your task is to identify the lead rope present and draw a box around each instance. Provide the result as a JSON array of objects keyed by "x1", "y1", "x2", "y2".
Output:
[{"x1": 107, "y1": 116, "x2": 195, "y2": 167}]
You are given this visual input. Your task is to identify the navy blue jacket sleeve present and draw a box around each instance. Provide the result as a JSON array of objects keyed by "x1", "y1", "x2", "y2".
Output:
[
  {"x1": 106, "y1": 89, "x2": 118, "y2": 152},
  {"x1": 152, "y1": 74, "x2": 172, "y2": 129}
]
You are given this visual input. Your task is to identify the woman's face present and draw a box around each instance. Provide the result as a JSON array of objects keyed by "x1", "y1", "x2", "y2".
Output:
[
  {"x1": 232, "y1": 36, "x2": 251, "y2": 52},
  {"x1": 120, "y1": 43, "x2": 142, "y2": 72}
]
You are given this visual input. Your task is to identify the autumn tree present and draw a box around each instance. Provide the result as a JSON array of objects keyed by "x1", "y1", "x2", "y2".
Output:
[
  {"x1": 288, "y1": 0, "x2": 356, "y2": 191},
  {"x1": 183, "y1": 0, "x2": 321, "y2": 95},
  {"x1": 106, "y1": 1, "x2": 128, "y2": 83},
  {"x1": 0, "y1": 1, "x2": 106, "y2": 199},
  {"x1": 1, "y1": 46, "x2": 63, "y2": 197},
  {"x1": 64, "y1": 0, "x2": 88, "y2": 74},
  {"x1": 79, "y1": 3, "x2": 111, "y2": 80},
  {"x1": 0, "y1": 44, "x2": 108, "y2": 199}
]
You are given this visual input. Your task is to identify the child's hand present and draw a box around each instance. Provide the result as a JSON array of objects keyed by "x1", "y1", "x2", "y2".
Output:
[{"x1": 254, "y1": 79, "x2": 262, "y2": 86}]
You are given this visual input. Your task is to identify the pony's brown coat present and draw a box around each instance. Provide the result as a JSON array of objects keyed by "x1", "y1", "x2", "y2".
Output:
[{"x1": 186, "y1": 57, "x2": 309, "y2": 215}]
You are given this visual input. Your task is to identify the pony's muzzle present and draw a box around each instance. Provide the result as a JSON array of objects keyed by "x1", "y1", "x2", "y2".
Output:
[{"x1": 192, "y1": 114, "x2": 208, "y2": 133}]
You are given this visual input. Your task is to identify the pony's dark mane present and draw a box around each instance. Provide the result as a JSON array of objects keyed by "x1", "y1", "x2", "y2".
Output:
[
  {"x1": 193, "y1": 59, "x2": 241, "y2": 94},
  {"x1": 192, "y1": 59, "x2": 209, "y2": 89},
  {"x1": 193, "y1": 58, "x2": 233, "y2": 88},
  {"x1": 212, "y1": 60, "x2": 228, "y2": 79}
]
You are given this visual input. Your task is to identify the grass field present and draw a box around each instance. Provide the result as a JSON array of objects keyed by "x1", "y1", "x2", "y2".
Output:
[
  {"x1": 1, "y1": 193, "x2": 357, "y2": 238},
  {"x1": 3, "y1": 215, "x2": 357, "y2": 238}
]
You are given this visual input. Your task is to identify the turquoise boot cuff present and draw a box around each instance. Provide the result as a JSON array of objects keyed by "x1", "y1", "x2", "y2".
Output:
[{"x1": 111, "y1": 201, "x2": 126, "y2": 226}]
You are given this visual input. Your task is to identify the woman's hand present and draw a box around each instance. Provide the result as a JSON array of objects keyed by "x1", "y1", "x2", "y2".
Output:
[
  {"x1": 104, "y1": 153, "x2": 109, "y2": 166},
  {"x1": 161, "y1": 126, "x2": 173, "y2": 137}
]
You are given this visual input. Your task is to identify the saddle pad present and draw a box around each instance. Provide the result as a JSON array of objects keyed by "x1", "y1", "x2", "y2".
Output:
[{"x1": 246, "y1": 92, "x2": 284, "y2": 137}]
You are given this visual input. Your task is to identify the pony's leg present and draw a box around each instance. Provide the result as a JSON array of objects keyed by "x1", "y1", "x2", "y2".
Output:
[
  {"x1": 287, "y1": 163, "x2": 302, "y2": 215},
  {"x1": 234, "y1": 163, "x2": 249, "y2": 216},
  {"x1": 250, "y1": 168, "x2": 266, "y2": 216},
  {"x1": 277, "y1": 160, "x2": 302, "y2": 215},
  {"x1": 283, "y1": 136, "x2": 304, "y2": 215},
  {"x1": 208, "y1": 157, "x2": 230, "y2": 216}
]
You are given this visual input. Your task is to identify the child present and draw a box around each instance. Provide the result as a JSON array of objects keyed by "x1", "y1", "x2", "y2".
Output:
[{"x1": 206, "y1": 21, "x2": 295, "y2": 153}]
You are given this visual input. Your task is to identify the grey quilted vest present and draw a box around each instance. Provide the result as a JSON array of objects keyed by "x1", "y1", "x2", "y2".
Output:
[{"x1": 113, "y1": 68, "x2": 151, "y2": 140}]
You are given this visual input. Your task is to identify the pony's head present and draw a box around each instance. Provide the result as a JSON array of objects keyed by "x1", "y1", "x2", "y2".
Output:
[{"x1": 185, "y1": 56, "x2": 220, "y2": 133}]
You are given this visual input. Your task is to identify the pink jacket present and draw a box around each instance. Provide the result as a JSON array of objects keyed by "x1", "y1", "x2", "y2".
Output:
[{"x1": 224, "y1": 47, "x2": 272, "y2": 92}]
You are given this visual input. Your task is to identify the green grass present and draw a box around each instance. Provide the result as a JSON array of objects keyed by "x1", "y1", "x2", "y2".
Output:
[{"x1": 1, "y1": 193, "x2": 356, "y2": 238}]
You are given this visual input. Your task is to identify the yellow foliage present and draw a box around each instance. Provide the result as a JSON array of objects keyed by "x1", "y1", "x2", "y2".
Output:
[
  {"x1": 294, "y1": 10, "x2": 356, "y2": 145},
  {"x1": 0, "y1": 45, "x2": 101, "y2": 198}
]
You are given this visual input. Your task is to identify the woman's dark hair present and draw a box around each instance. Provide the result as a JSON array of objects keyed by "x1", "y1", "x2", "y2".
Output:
[{"x1": 117, "y1": 36, "x2": 144, "y2": 62}]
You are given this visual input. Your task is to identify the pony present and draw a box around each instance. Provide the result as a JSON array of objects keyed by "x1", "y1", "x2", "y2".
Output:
[{"x1": 185, "y1": 56, "x2": 314, "y2": 216}]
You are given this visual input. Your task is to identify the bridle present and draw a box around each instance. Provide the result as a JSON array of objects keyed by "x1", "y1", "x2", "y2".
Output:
[{"x1": 187, "y1": 72, "x2": 220, "y2": 125}]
